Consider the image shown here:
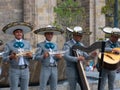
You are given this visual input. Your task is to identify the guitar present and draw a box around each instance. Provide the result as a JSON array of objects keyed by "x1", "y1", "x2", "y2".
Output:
[
  {"x1": 98, "y1": 48, "x2": 120, "y2": 70},
  {"x1": 16, "y1": 48, "x2": 37, "y2": 56},
  {"x1": 48, "y1": 50, "x2": 68, "y2": 56}
]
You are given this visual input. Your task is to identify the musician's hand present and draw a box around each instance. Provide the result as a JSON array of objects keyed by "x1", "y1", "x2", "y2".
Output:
[
  {"x1": 77, "y1": 56, "x2": 85, "y2": 61},
  {"x1": 25, "y1": 52, "x2": 33, "y2": 58},
  {"x1": 43, "y1": 52, "x2": 49, "y2": 59},
  {"x1": 112, "y1": 49, "x2": 120, "y2": 54},
  {"x1": 55, "y1": 54, "x2": 62, "y2": 59},
  {"x1": 90, "y1": 51, "x2": 97, "y2": 57},
  {"x1": 9, "y1": 52, "x2": 18, "y2": 60}
]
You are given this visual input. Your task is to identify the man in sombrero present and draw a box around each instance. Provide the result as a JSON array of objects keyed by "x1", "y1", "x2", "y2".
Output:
[
  {"x1": 34, "y1": 25, "x2": 63, "y2": 90},
  {"x1": 63, "y1": 26, "x2": 96, "y2": 90},
  {"x1": 98, "y1": 27, "x2": 120, "y2": 90},
  {"x1": 2, "y1": 22, "x2": 33, "y2": 90}
]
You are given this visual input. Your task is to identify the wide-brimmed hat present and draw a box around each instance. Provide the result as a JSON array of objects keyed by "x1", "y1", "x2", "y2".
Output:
[
  {"x1": 2, "y1": 22, "x2": 33, "y2": 34},
  {"x1": 103, "y1": 27, "x2": 120, "y2": 36},
  {"x1": 34, "y1": 25, "x2": 64, "y2": 35},
  {"x1": 67, "y1": 26, "x2": 84, "y2": 35}
]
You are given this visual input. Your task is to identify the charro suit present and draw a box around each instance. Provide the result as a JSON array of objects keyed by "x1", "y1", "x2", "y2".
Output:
[
  {"x1": 2, "y1": 39, "x2": 32, "y2": 90},
  {"x1": 34, "y1": 41, "x2": 60, "y2": 90},
  {"x1": 99, "y1": 40, "x2": 120, "y2": 90},
  {"x1": 63, "y1": 39, "x2": 90, "y2": 90}
]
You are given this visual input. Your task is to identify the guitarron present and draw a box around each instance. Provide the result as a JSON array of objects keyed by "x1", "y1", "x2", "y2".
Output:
[{"x1": 72, "y1": 47, "x2": 91, "y2": 90}]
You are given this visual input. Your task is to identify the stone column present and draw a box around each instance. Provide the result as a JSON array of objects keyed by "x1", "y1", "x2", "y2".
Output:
[
  {"x1": 23, "y1": 0, "x2": 35, "y2": 23},
  {"x1": 23, "y1": 0, "x2": 37, "y2": 47},
  {"x1": 89, "y1": 0, "x2": 105, "y2": 44},
  {"x1": 34, "y1": 0, "x2": 58, "y2": 43}
]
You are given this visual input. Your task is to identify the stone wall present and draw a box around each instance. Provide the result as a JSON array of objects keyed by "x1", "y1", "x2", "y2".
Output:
[
  {"x1": 0, "y1": 0, "x2": 23, "y2": 42},
  {"x1": 0, "y1": 0, "x2": 106, "y2": 86},
  {"x1": 0, "y1": 0, "x2": 106, "y2": 48},
  {"x1": 89, "y1": 0, "x2": 105, "y2": 44},
  {"x1": 0, "y1": 0, "x2": 66, "y2": 86}
]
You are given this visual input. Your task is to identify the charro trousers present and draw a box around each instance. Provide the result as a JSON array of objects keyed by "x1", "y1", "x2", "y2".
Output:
[
  {"x1": 9, "y1": 68, "x2": 29, "y2": 90},
  {"x1": 99, "y1": 68, "x2": 116, "y2": 90}
]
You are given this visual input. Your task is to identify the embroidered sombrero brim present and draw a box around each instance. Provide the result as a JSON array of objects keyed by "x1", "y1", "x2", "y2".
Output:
[
  {"x1": 103, "y1": 27, "x2": 113, "y2": 34},
  {"x1": 2, "y1": 22, "x2": 33, "y2": 34},
  {"x1": 34, "y1": 26, "x2": 64, "y2": 35},
  {"x1": 103, "y1": 27, "x2": 120, "y2": 35},
  {"x1": 66, "y1": 27, "x2": 90, "y2": 35}
]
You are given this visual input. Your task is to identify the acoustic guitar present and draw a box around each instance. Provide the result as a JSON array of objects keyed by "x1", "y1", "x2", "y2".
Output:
[
  {"x1": 98, "y1": 48, "x2": 120, "y2": 70},
  {"x1": 16, "y1": 48, "x2": 37, "y2": 56}
]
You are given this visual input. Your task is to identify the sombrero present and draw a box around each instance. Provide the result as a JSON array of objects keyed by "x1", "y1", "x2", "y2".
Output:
[
  {"x1": 103, "y1": 27, "x2": 120, "y2": 35},
  {"x1": 2, "y1": 22, "x2": 33, "y2": 34},
  {"x1": 34, "y1": 25, "x2": 64, "y2": 35},
  {"x1": 67, "y1": 26, "x2": 84, "y2": 35}
]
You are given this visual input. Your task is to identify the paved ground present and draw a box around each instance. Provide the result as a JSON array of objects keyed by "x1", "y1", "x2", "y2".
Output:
[
  {"x1": 86, "y1": 71, "x2": 120, "y2": 90},
  {"x1": 86, "y1": 71, "x2": 120, "y2": 82},
  {"x1": 0, "y1": 71, "x2": 119, "y2": 90}
]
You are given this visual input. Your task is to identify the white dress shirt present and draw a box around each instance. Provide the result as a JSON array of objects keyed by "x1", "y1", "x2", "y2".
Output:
[
  {"x1": 15, "y1": 39, "x2": 25, "y2": 65},
  {"x1": 45, "y1": 40, "x2": 55, "y2": 64}
]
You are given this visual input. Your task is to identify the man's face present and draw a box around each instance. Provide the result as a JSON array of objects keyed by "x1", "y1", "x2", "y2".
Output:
[
  {"x1": 73, "y1": 34, "x2": 83, "y2": 42},
  {"x1": 44, "y1": 32, "x2": 54, "y2": 41},
  {"x1": 13, "y1": 29, "x2": 23, "y2": 40},
  {"x1": 110, "y1": 34, "x2": 119, "y2": 43}
]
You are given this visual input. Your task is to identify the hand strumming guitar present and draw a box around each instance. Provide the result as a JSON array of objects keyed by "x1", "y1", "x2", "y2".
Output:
[
  {"x1": 43, "y1": 52, "x2": 49, "y2": 59},
  {"x1": 25, "y1": 52, "x2": 33, "y2": 58},
  {"x1": 55, "y1": 54, "x2": 62, "y2": 59},
  {"x1": 112, "y1": 49, "x2": 120, "y2": 54},
  {"x1": 9, "y1": 52, "x2": 18, "y2": 60}
]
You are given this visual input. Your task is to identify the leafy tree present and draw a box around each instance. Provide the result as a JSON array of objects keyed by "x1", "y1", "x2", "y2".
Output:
[
  {"x1": 54, "y1": 0, "x2": 86, "y2": 27},
  {"x1": 101, "y1": 0, "x2": 120, "y2": 26},
  {"x1": 54, "y1": 0, "x2": 86, "y2": 40}
]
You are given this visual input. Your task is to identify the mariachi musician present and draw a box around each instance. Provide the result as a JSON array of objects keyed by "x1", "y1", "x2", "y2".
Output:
[
  {"x1": 2, "y1": 22, "x2": 33, "y2": 90},
  {"x1": 72, "y1": 27, "x2": 120, "y2": 90},
  {"x1": 98, "y1": 27, "x2": 120, "y2": 90},
  {"x1": 63, "y1": 26, "x2": 96, "y2": 90},
  {"x1": 34, "y1": 25, "x2": 64, "y2": 90}
]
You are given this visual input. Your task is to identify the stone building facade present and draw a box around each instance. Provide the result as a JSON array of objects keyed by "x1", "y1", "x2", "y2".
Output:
[
  {"x1": 0, "y1": 0, "x2": 105, "y2": 86},
  {"x1": 0, "y1": 0, "x2": 105, "y2": 46}
]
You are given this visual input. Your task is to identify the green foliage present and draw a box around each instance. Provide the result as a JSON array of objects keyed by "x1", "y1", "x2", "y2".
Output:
[
  {"x1": 54, "y1": 0, "x2": 85, "y2": 27},
  {"x1": 101, "y1": 0, "x2": 114, "y2": 15},
  {"x1": 101, "y1": 0, "x2": 120, "y2": 28},
  {"x1": 101, "y1": 0, "x2": 120, "y2": 18}
]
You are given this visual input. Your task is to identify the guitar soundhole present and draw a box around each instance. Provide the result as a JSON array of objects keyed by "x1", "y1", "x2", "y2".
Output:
[{"x1": 113, "y1": 52, "x2": 119, "y2": 55}]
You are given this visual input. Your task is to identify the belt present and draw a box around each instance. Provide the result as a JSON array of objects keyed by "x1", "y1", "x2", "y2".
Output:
[
  {"x1": 49, "y1": 63, "x2": 57, "y2": 67},
  {"x1": 11, "y1": 65, "x2": 28, "y2": 69}
]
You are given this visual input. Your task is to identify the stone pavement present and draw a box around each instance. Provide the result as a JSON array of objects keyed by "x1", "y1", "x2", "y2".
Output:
[
  {"x1": 0, "y1": 71, "x2": 119, "y2": 90},
  {"x1": 86, "y1": 71, "x2": 120, "y2": 90}
]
